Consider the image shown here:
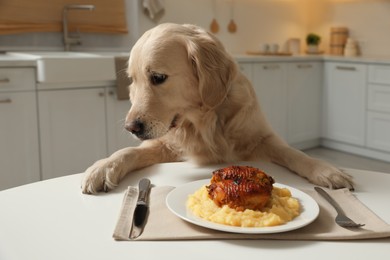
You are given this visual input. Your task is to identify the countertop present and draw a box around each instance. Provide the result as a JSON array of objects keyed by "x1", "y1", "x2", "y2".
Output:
[
  {"x1": 0, "y1": 52, "x2": 38, "y2": 67},
  {"x1": 0, "y1": 51, "x2": 130, "y2": 68},
  {"x1": 234, "y1": 53, "x2": 390, "y2": 65},
  {"x1": 3, "y1": 51, "x2": 390, "y2": 67},
  {"x1": 0, "y1": 161, "x2": 389, "y2": 260}
]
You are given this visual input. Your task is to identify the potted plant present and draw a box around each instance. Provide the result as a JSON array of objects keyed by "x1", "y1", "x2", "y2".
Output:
[{"x1": 306, "y1": 33, "x2": 321, "y2": 53}]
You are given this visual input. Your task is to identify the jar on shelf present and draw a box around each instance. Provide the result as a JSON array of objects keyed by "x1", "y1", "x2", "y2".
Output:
[{"x1": 344, "y1": 38, "x2": 358, "y2": 57}]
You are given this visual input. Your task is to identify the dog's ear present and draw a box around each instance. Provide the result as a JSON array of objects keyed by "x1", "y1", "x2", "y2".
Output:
[{"x1": 184, "y1": 25, "x2": 237, "y2": 109}]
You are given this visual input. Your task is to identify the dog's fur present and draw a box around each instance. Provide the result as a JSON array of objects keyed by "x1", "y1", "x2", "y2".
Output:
[{"x1": 81, "y1": 23, "x2": 353, "y2": 194}]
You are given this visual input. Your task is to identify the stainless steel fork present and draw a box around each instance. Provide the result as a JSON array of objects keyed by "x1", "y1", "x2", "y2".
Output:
[{"x1": 314, "y1": 187, "x2": 365, "y2": 228}]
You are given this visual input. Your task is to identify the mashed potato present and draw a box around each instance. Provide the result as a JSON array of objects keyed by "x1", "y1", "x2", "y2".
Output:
[{"x1": 187, "y1": 185, "x2": 300, "y2": 227}]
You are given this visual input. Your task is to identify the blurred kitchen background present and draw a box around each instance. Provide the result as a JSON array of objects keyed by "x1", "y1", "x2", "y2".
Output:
[
  {"x1": 1, "y1": 0, "x2": 390, "y2": 191},
  {"x1": 0, "y1": 0, "x2": 389, "y2": 57}
]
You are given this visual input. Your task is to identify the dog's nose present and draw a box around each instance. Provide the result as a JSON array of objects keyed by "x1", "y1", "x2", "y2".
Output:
[{"x1": 125, "y1": 120, "x2": 144, "y2": 136}]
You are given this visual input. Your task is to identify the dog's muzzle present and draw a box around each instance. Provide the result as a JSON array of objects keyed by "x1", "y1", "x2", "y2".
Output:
[
  {"x1": 125, "y1": 114, "x2": 180, "y2": 140},
  {"x1": 125, "y1": 119, "x2": 146, "y2": 139}
]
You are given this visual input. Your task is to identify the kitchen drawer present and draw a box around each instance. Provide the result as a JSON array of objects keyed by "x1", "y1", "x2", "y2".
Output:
[
  {"x1": 0, "y1": 68, "x2": 36, "y2": 92},
  {"x1": 368, "y1": 65, "x2": 390, "y2": 84},
  {"x1": 367, "y1": 111, "x2": 390, "y2": 153},
  {"x1": 368, "y1": 84, "x2": 390, "y2": 113}
]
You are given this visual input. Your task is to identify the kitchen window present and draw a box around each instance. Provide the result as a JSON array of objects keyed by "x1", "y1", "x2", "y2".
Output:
[{"x1": 0, "y1": 0, "x2": 127, "y2": 35}]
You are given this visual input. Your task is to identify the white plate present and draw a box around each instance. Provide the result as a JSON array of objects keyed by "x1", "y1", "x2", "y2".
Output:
[{"x1": 166, "y1": 179, "x2": 319, "y2": 234}]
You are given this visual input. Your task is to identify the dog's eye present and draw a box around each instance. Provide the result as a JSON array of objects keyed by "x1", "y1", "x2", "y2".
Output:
[{"x1": 150, "y1": 73, "x2": 168, "y2": 85}]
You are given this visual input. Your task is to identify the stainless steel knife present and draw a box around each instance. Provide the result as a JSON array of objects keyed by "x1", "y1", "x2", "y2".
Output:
[{"x1": 129, "y1": 178, "x2": 151, "y2": 239}]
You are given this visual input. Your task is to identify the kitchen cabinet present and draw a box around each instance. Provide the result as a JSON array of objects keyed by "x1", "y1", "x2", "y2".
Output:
[
  {"x1": 286, "y1": 62, "x2": 322, "y2": 147},
  {"x1": 322, "y1": 62, "x2": 367, "y2": 146},
  {"x1": 253, "y1": 62, "x2": 287, "y2": 139},
  {"x1": 0, "y1": 68, "x2": 40, "y2": 190},
  {"x1": 38, "y1": 85, "x2": 141, "y2": 180},
  {"x1": 3, "y1": 56, "x2": 390, "y2": 189},
  {"x1": 106, "y1": 86, "x2": 141, "y2": 154},
  {"x1": 366, "y1": 65, "x2": 390, "y2": 153},
  {"x1": 367, "y1": 112, "x2": 390, "y2": 153},
  {"x1": 251, "y1": 61, "x2": 321, "y2": 147},
  {"x1": 238, "y1": 62, "x2": 253, "y2": 81},
  {"x1": 38, "y1": 87, "x2": 108, "y2": 179}
]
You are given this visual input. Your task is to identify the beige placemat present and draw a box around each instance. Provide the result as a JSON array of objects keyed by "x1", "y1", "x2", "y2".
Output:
[{"x1": 113, "y1": 185, "x2": 390, "y2": 241}]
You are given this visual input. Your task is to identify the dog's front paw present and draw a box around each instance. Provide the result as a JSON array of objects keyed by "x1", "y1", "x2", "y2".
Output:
[
  {"x1": 81, "y1": 158, "x2": 122, "y2": 194},
  {"x1": 308, "y1": 161, "x2": 354, "y2": 190}
]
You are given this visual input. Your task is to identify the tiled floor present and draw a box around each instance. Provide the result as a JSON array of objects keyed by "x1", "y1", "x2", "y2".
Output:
[{"x1": 303, "y1": 147, "x2": 390, "y2": 174}]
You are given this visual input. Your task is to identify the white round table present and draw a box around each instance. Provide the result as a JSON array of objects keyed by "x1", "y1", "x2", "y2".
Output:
[{"x1": 0, "y1": 161, "x2": 389, "y2": 260}]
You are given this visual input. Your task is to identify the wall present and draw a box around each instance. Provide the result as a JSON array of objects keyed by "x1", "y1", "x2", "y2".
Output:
[
  {"x1": 330, "y1": 0, "x2": 390, "y2": 56},
  {"x1": 306, "y1": 0, "x2": 390, "y2": 57},
  {"x1": 137, "y1": 0, "x2": 308, "y2": 54},
  {"x1": 0, "y1": 0, "x2": 308, "y2": 53},
  {"x1": 0, "y1": 0, "x2": 389, "y2": 56}
]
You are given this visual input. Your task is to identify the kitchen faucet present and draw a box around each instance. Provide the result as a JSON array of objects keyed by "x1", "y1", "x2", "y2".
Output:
[{"x1": 62, "y1": 4, "x2": 95, "y2": 51}]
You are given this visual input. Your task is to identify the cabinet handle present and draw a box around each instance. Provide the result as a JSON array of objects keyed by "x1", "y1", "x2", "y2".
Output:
[
  {"x1": 98, "y1": 92, "x2": 105, "y2": 97},
  {"x1": 297, "y1": 64, "x2": 313, "y2": 69},
  {"x1": 336, "y1": 66, "x2": 356, "y2": 71},
  {"x1": 263, "y1": 64, "x2": 280, "y2": 70},
  {"x1": 108, "y1": 90, "x2": 115, "y2": 96},
  {"x1": 0, "y1": 78, "x2": 10, "y2": 84},
  {"x1": 0, "y1": 98, "x2": 12, "y2": 104}
]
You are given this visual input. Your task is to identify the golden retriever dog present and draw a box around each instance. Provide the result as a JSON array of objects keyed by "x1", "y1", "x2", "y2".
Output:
[{"x1": 81, "y1": 23, "x2": 353, "y2": 194}]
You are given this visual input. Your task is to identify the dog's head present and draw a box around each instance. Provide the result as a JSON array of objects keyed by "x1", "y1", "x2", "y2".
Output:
[{"x1": 125, "y1": 23, "x2": 237, "y2": 140}]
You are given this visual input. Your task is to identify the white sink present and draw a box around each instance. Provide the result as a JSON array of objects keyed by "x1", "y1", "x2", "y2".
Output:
[{"x1": 10, "y1": 52, "x2": 116, "y2": 83}]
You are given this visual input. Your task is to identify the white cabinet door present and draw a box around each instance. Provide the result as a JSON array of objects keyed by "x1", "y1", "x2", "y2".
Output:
[
  {"x1": 38, "y1": 88, "x2": 107, "y2": 179},
  {"x1": 106, "y1": 87, "x2": 141, "y2": 154},
  {"x1": 253, "y1": 63, "x2": 287, "y2": 139},
  {"x1": 323, "y1": 63, "x2": 367, "y2": 146},
  {"x1": 0, "y1": 92, "x2": 40, "y2": 190},
  {"x1": 367, "y1": 111, "x2": 390, "y2": 153},
  {"x1": 287, "y1": 62, "x2": 322, "y2": 145},
  {"x1": 237, "y1": 62, "x2": 253, "y2": 82}
]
